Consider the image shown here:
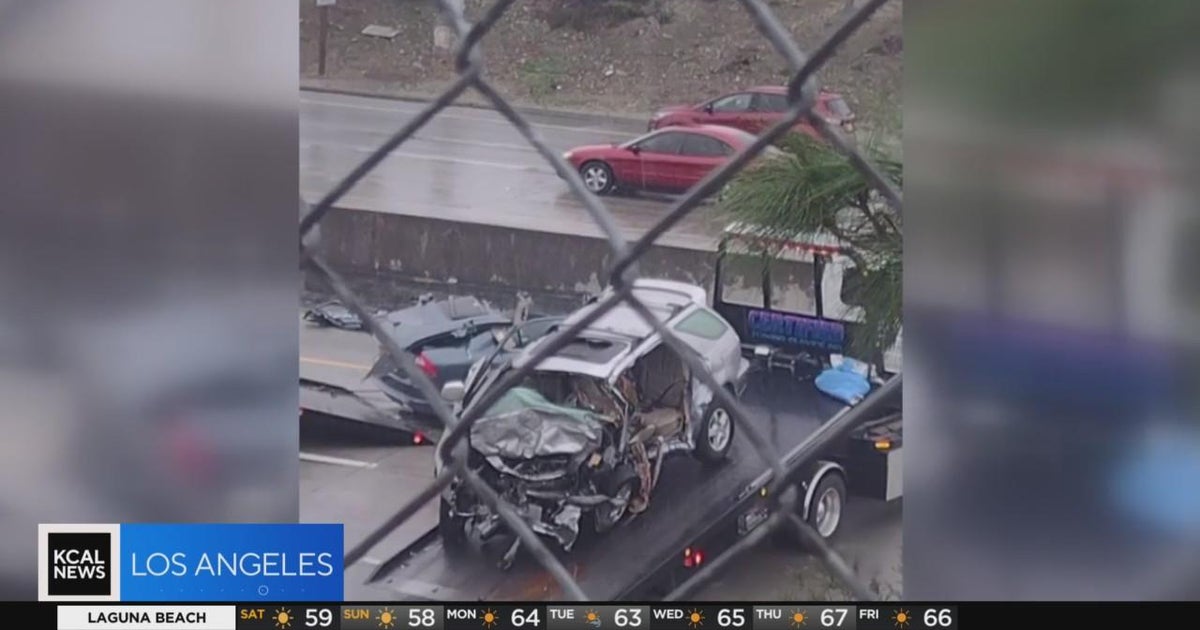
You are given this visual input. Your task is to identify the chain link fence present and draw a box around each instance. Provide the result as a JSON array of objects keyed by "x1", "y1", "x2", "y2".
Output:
[{"x1": 300, "y1": 0, "x2": 902, "y2": 602}]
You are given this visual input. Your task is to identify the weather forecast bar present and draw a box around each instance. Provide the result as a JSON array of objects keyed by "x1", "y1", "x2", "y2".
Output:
[{"x1": 50, "y1": 605, "x2": 958, "y2": 630}]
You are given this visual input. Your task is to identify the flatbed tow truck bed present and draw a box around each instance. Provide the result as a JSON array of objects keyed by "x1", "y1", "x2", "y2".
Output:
[
  {"x1": 299, "y1": 317, "x2": 442, "y2": 441},
  {"x1": 344, "y1": 374, "x2": 852, "y2": 601}
]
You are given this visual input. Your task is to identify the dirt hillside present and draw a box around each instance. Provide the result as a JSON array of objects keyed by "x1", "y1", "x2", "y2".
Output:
[{"x1": 300, "y1": 0, "x2": 901, "y2": 131}]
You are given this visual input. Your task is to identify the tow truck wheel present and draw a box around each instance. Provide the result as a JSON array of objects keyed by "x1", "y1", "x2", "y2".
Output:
[
  {"x1": 806, "y1": 473, "x2": 846, "y2": 540},
  {"x1": 695, "y1": 402, "x2": 735, "y2": 464},
  {"x1": 439, "y1": 497, "x2": 468, "y2": 551}
]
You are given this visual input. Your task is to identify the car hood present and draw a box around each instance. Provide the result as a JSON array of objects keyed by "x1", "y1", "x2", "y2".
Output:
[{"x1": 470, "y1": 386, "x2": 605, "y2": 460}]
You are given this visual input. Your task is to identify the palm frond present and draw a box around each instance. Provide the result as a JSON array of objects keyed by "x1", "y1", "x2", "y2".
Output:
[{"x1": 720, "y1": 131, "x2": 904, "y2": 361}]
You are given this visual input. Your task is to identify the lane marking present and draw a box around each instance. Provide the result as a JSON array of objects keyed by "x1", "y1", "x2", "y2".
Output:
[
  {"x1": 300, "y1": 452, "x2": 379, "y2": 469},
  {"x1": 300, "y1": 96, "x2": 635, "y2": 137},
  {"x1": 302, "y1": 120, "x2": 541, "y2": 153},
  {"x1": 301, "y1": 356, "x2": 371, "y2": 371},
  {"x1": 300, "y1": 143, "x2": 557, "y2": 174}
]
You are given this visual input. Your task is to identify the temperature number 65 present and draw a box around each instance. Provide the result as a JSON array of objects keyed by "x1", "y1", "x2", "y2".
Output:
[{"x1": 717, "y1": 610, "x2": 745, "y2": 627}]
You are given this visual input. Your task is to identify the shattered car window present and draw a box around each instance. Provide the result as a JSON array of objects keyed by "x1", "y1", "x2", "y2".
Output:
[
  {"x1": 440, "y1": 296, "x2": 491, "y2": 320},
  {"x1": 552, "y1": 337, "x2": 629, "y2": 364},
  {"x1": 672, "y1": 308, "x2": 730, "y2": 341}
]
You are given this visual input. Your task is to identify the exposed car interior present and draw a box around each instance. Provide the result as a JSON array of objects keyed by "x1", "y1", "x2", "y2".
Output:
[{"x1": 628, "y1": 345, "x2": 689, "y2": 443}]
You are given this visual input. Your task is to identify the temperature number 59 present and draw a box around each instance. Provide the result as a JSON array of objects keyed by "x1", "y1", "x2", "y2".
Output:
[{"x1": 305, "y1": 609, "x2": 332, "y2": 627}]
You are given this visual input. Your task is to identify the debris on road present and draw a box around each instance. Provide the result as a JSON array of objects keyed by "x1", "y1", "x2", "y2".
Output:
[
  {"x1": 361, "y1": 24, "x2": 400, "y2": 39},
  {"x1": 304, "y1": 300, "x2": 365, "y2": 330}
]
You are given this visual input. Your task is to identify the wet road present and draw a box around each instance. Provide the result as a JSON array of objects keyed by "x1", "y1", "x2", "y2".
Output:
[
  {"x1": 300, "y1": 92, "x2": 727, "y2": 252},
  {"x1": 298, "y1": 318, "x2": 902, "y2": 599}
]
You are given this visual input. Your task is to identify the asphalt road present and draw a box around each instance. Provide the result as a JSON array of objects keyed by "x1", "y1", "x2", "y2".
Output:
[
  {"x1": 300, "y1": 91, "x2": 727, "y2": 252},
  {"x1": 299, "y1": 317, "x2": 902, "y2": 600}
]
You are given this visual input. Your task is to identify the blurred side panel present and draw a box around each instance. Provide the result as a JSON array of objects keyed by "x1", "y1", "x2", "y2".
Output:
[
  {"x1": 0, "y1": 0, "x2": 298, "y2": 598},
  {"x1": 905, "y1": 0, "x2": 1200, "y2": 599}
]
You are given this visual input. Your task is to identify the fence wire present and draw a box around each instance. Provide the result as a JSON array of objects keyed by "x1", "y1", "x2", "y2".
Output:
[{"x1": 300, "y1": 0, "x2": 900, "y2": 602}]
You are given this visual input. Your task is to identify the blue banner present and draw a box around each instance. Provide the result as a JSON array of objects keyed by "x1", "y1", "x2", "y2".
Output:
[
  {"x1": 118, "y1": 524, "x2": 343, "y2": 602},
  {"x1": 746, "y1": 308, "x2": 847, "y2": 352}
]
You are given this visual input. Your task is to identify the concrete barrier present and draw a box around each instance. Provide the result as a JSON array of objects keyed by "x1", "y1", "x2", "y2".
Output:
[{"x1": 307, "y1": 206, "x2": 821, "y2": 313}]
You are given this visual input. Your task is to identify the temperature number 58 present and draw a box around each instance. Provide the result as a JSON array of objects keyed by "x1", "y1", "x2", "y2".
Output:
[{"x1": 409, "y1": 609, "x2": 436, "y2": 627}]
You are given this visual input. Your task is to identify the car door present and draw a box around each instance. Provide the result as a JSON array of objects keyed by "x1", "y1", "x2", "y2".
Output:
[
  {"x1": 675, "y1": 133, "x2": 734, "y2": 191},
  {"x1": 631, "y1": 131, "x2": 687, "y2": 190},
  {"x1": 605, "y1": 145, "x2": 644, "y2": 188},
  {"x1": 703, "y1": 92, "x2": 755, "y2": 131},
  {"x1": 748, "y1": 92, "x2": 788, "y2": 133}
]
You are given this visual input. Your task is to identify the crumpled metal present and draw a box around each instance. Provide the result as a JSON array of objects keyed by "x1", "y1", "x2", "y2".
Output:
[
  {"x1": 470, "y1": 386, "x2": 605, "y2": 459},
  {"x1": 541, "y1": 504, "x2": 582, "y2": 550},
  {"x1": 304, "y1": 301, "x2": 363, "y2": 330}
]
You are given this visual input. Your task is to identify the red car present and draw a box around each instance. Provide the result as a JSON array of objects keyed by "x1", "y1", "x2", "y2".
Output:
[
  {"x1": 563, "y1": 125, "x2": 767, "y2": 195},
  {"x1": 648, "y1": 86, "x2": 855, "y2": 137}
]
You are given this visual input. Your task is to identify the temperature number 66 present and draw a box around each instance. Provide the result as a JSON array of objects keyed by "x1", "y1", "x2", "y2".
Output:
[{"x1": 923, "y1": 609, "x2": 952, "y2": 627}]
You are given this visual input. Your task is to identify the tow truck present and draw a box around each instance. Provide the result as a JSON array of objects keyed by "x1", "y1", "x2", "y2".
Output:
[{"x1": 332, "y1": 225, "x2": 901, "y2": 600}]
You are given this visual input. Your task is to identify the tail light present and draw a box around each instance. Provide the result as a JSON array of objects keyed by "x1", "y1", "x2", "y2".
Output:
[
  {"x1": 415, "y1": 352, "x2": 438, "y2": 379},
  {"x1": 683, "y1": 546, "x2": 704, "y2": 567},
  {"x1": 164, "y1": 420, "x2": 216, "y2": 482},
  {"x1": 413, "y1": 432, "x2": 426, "y2": 445}
]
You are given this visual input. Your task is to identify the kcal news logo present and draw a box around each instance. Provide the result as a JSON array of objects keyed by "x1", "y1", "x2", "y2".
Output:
[
  {"x1": 39, "y1": 524, "x2": 122, "y2": 601},
  {"x1": 38, "y1": 523, "x2": 344, "y2": 602}
]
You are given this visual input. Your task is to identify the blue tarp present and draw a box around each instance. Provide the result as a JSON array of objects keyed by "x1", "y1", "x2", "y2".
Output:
[
  {"x1": 1112, "y1": 430, "x2": 1200, "y2": 533},
  {"x1": 815, "y1": 359, "x2": 872, "y2": 405}
]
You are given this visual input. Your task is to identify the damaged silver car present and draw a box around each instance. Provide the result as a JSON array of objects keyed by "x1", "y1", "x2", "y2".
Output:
[{"x1": 435, "y1": 279, "x2": 750, "y2": 567}]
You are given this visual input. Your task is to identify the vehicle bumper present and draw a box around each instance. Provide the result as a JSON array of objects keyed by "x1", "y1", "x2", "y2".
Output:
[
  {"x1": 375, "y1": 376, "x2": 436, "y2": 416},
  {"x1": 734, "y1": 357, "x2": 752, "y2": 397}
]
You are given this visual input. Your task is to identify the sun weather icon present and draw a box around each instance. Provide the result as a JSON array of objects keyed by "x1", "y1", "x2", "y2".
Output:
[
  {"x1": 688, "y1": 609, "x2": 705, "y2": 628},
  {"x1": 790, "y1": 610, "x2": 807, "y2": 628},
  {"x1": 378, "y1": 608, "x2": 396, "y2": 629},
  {"x1": 585, "y1": 609, "x2": 602, "y2": 629},
  {"x1": 892, "y1": 610, "x2": 910, "y2": 629},
  {"x1": 273, "y1": 609, "x2": 292, "y2": 629},
  {"x1": 482, "y1": 609, "x2": 499, "y2": 629}
]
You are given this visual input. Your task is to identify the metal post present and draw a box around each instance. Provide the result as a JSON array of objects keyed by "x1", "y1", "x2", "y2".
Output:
[
  {"x1": 813, "y1": 254, "x2": 826, "y2": 318},
  {"x1": 317, "y1": 3, "x2": 330, "y2": 76}
]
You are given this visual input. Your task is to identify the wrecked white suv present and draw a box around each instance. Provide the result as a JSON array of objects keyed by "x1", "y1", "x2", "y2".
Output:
[{"x1": 436, "y1": 279, "x2": 750, "y2": 564}]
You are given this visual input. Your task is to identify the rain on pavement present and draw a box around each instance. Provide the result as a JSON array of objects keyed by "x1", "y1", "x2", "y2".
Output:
[{"x1": 300, "y1": 92, "x2": 727, "y2": 251}]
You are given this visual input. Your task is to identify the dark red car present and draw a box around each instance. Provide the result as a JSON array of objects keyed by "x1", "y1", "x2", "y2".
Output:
[
  {"x1": 563, "y1": 124, "x2": 769, "y2": 195},
  {"x1": 648, "y1": 86, "x2": 856, "y2": 137}
]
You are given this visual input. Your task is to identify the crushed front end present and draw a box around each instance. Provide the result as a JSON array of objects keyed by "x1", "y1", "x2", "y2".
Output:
[{"x1": 445, "y1": 385, "x2": 629, "y2": 555}]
